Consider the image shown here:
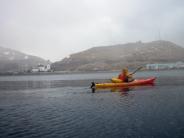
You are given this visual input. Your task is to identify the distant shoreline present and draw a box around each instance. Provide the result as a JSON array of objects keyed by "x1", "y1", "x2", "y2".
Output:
[
  {"x1": 0, "y1": 68, "x2": 184, "y2": 76},
  {"x1": 0, "y1": 70, "x2": 119, "y2": 76}
]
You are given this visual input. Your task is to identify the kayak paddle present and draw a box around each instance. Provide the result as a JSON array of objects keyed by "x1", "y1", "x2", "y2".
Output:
[{"x1": 129, "y1": 66, "x2": 143, "y2": 75}]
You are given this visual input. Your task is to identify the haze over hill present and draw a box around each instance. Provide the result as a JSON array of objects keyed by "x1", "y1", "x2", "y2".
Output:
[
  {"x1": 0, "y1": 47, "x2": 47, "y2": 73},
  {"x1": 52, "y1": 40, "x2": 184, "y2": 71},
  {"x1": 1, "y1": 0, "x2": 184, "y2": 61}
]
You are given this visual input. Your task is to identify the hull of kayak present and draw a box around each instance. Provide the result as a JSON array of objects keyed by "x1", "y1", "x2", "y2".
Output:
[{"x1": 95, "y1": 77, "x2": 156, "y2": 88}]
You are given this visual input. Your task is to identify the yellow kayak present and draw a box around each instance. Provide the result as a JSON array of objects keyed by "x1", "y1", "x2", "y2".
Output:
[
  {"x1": 92, "y1": 77, "x2": 156, "y2": 88},
  {"x1": 111, "y1": 77, "x2": 124, "y2": 83}
]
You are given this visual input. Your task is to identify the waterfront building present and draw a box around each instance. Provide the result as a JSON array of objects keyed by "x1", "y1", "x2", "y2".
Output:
[
  {"x1": 146, "y1": 62, "x2": 184, "y2": 70},
  {"x1": 31, "y1": 63, "x2": 51, "y2": 72}
]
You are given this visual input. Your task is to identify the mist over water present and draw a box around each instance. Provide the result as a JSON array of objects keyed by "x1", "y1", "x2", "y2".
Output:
[{"x1": 0, "y1": 70, "x2": 184, "y2": 138}]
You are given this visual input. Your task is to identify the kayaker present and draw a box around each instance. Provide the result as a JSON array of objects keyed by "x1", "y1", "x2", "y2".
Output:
[{"x1": 118, "y1": 68, "x2": 134, "y2": 82}]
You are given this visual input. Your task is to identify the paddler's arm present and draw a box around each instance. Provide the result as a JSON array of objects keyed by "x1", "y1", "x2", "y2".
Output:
[{"x1": 127, "y1": 73, "x2": 133, "y2": 78}]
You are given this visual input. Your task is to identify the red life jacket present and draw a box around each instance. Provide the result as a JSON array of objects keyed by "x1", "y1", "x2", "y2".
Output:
[{"x1": 118, "y1": 74, "x2": 126, "y2": 81}]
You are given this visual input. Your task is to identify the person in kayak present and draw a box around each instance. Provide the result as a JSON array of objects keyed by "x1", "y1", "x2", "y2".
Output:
[{"x1": 118, "y1": 68, "x2": 134, "y2": 82}]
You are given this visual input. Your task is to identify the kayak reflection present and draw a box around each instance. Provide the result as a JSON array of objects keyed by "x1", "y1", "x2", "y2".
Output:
[
  {"x1": 91, "y1": 86, "x2": 132, "y2": 93},
  {"x1": 91, "y1": 84, "x2": 155, "y2": 94}
]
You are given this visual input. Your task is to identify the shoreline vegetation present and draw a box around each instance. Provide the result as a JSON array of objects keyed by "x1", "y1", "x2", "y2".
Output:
[{"x1": 0, "y1": 68, "x2": 183, "y2": 76}]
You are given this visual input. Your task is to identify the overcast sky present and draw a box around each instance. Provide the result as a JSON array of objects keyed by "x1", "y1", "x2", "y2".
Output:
[{"x1": 0, "y1": 0, "x2": 184, "y2": 61}]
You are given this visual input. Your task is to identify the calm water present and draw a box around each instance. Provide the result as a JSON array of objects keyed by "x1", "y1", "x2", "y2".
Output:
[{"x1": 0, "y1": 70, "x2": 184, "y2": 138}]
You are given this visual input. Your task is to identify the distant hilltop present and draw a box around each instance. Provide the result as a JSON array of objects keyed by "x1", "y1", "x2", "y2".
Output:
[
  {"x1": 52, "y1": 40, "x2": 184, "y2": 71},
  {"x1": 0, "y1": 46, "x2": 48, "y2": 73}
]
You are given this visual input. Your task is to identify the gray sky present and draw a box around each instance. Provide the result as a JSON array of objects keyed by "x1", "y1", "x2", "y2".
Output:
[{"x1": 0, "y1": 0, "x2": 184, "y2": 61}]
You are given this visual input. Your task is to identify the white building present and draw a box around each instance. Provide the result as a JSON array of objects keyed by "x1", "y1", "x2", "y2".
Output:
[
  {"x1": 31, "y1": 63, "x2": 51, "y2": 72},
  {"x1": 32, "y1": 68, "x2": 39, "y2": 72},
  {"x1": 38, "y1": 64, "x2": 46, "y2": 72},
  {"x1": 146, "y1": 62, "x2": 184, "y2": 70},
  {"x1": 45, "y1": 64, "x2": 51, "y2": 71}
]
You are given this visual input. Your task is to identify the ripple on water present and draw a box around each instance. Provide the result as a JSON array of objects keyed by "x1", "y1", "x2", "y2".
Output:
[{"x1": 1, "y1": 72, "x2": 184, "y2": 138}]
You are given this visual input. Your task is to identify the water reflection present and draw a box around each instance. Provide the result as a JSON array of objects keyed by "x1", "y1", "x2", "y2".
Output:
[
  {"x1": 110, "y1": 87, "x2": 132, "y2": 92},
  {"x1": 91, "y1": 85, "x2": 155, "y2": 97},
  {"x1": 1, "y1": 72, "x2": 184, "y2": 138},
  {"x1": 91, "y1": 86, "x2": 132, "y2": 94}
]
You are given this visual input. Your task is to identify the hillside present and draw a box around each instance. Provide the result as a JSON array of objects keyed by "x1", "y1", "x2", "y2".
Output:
[
  {"x1": 0, "y1": 47, "x2": 47, "y2": 73},
  {"x1": 52, "y1": 40, "x2": 184, "y2": 71}
]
